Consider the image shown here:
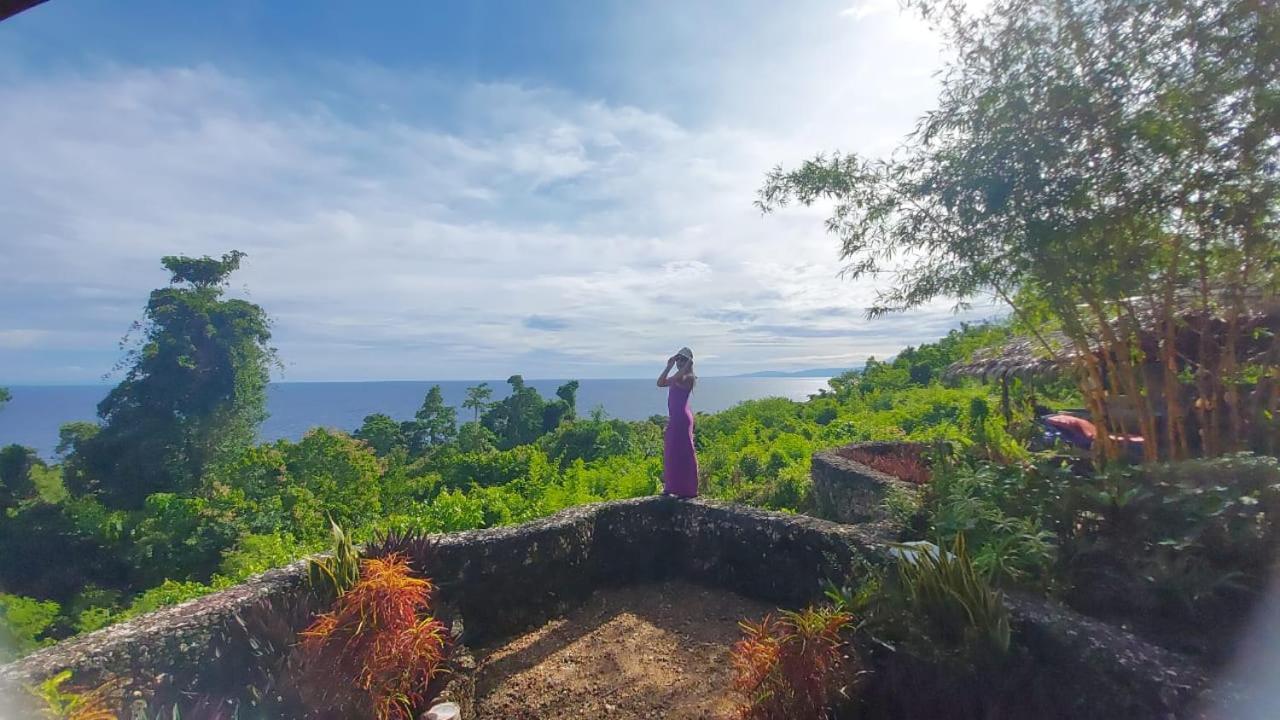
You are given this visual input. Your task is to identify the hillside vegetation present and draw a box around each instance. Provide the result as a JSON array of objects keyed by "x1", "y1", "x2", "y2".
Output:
[{"x1": 0, "y1": 254, "x2": 1025, "y2": 658}]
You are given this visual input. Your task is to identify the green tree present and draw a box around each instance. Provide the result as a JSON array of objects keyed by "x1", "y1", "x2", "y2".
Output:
[
  {"x1": 556, "y1": 380, "x2": 579, "y2": 418},
  {"x1": 463, "y1": 382, "x2": 493, "y2": 422},
  {"x1": 541, "y1": 380, "x2": 580, "y2": 433},
  {"x1": 0, "y1": 444, "x2": 40, "y2": 510},
  {"x1": 759, "y1": 0, "x2": 1280, "y2": 461},
  {"x1": 0, "y1": 387, "x2": 10, "y2": 411},
  {"x1": 457, "y1": 421, "x2": 498, "y2": 454},
  {"x1": 482, "y1": 375, "x2": 548, "y2": 449},
  {"x1": 283, "y1": 429, "x2": 384, "y2": 537},
  {"x1": 354, "y1": 413, "x2": 404, "y2": 456},
  {"x1": 73, "y1": 251, "x2": 275, "y2": 507},
  {"x1": 404, "y1": 385, "x2": 457, "y2": 453},
  {"x1": 56, "y1": 422, "x2": 100, "y2": 498}
]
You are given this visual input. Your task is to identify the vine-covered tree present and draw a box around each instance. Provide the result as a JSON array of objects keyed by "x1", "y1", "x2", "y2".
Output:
[
  {"x1": 759, "y1": 0, "x2": 1279, "y2": 461},
  {"x1": 542, "y1": 380, "x2": 580, "y2": 433},
  {"x1": 73, "y1": 251, "x2": 276, "y2": 507}
]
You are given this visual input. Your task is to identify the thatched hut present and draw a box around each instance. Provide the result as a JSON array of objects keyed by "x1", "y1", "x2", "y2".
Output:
[{"x1": 945, "y1": 298, "x2": 1280, "y2": 458}]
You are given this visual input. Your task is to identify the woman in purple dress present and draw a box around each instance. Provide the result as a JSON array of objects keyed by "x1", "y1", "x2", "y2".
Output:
[{"x1": 657, "y1": 347, "x2": 699, "y2": 498}]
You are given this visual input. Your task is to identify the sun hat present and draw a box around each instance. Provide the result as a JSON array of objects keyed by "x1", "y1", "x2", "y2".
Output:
[{"x1": 675, "y1": 347, "x2": 694, "y2": 361}]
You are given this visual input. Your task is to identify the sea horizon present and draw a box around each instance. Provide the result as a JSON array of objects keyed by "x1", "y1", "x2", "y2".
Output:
[{"x1": 0, "y1": 376, "x2": 834, "y2": 459}]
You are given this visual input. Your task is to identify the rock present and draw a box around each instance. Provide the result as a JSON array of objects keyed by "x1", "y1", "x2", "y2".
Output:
[{"x1": 422, "y1": 701, "x2": 460, "y2": 720}]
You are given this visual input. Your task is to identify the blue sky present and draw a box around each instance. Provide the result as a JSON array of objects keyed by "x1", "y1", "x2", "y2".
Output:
[{"x1": 0, "y1": 0, "x2": 997, "y2": 383}]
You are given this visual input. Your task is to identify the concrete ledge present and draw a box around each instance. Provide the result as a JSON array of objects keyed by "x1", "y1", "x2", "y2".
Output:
[{"x1": 811, "y1": 442, "x2": 926, "y2": 529}]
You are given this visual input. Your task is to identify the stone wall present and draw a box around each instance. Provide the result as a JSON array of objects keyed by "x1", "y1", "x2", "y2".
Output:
[
  {"x1": 0, "y1": 496, "x2": 883, "y2": 689},
  {"x1": 810, "y1": 442, "x2": 926, "y2": 530},
  {"x1": 1, "y1": 494, "x2": 1216, "y2": 719}
]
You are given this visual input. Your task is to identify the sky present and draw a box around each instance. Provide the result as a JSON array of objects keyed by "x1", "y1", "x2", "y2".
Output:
[{"x1": 0, "y1": 0, "x2": 1000, "y2": 383}]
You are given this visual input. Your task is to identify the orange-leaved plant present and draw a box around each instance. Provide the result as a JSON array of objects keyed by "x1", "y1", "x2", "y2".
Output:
[
  {"x1": 298, "y1": 553, "x2": 449, "y2": 720},
  {"x1": 730, "y1": 605, "x2": 854, "y2": 720}
]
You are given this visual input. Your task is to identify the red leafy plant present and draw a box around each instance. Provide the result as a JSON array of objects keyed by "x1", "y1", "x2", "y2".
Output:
[
  {"x1": 297, "y1": 553, "x2": 449, "y2": 720},
  {"x1": 841, "y1": 448, "x2": 932, "y2": 485},
  {"x1": 730, "y1": 605, "x2": 854, "y2": 720}
]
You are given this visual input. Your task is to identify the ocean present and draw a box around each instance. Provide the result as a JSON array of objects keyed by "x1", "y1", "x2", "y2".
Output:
[{"x1": 0, "y1": 377, "x2": 832, "y2": 459}]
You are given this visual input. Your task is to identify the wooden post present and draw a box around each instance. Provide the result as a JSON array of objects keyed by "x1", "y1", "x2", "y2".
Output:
[{"x1": 1001, "y1": 371, "x2": 1012, "y2": 426}]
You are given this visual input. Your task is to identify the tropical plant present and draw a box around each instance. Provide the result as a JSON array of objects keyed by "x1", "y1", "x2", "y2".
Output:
[
  {"x1": 730, "y1": 605, "x2": 854, "y2": 720},
  {"x1": 29, "y1": 670, "x2": 120, "y2": 720},
  {"x1": 1062, "y1": 453, "x2": 1280, "y2": 634},
  {"x1": 355, "y1": 413, "x2": 406, "y2": 456},
  {"x1": 364, "y1": 527, "x2": 437, "y2": 573},
  {"x1": 307, "y1": 519, "x2": 361, "y2": 599},
  {"x1": 297, "y1": 554, "x2": 449, "y2": 720},
  {"x1": 482, "y1": 375, "x2": 549, "y2": 449},
  {"x1": 888, "y1": 534, "x2": 1011, "y2": 665}
]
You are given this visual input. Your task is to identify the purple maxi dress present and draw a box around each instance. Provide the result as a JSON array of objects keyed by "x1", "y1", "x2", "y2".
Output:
[{"x1": 663, "y1": 382, "x2": 699, "y2": 497}]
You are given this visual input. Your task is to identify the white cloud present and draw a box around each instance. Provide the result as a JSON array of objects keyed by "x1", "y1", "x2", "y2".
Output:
[
  {"x1": 839, "y1": 0, "x2": 896, "y2": 21},
  {"x1": 0, "y1": 3, "x2": 997, "y2": 383}
]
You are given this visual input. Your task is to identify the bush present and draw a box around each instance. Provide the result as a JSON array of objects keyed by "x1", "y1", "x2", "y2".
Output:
[
  {"x1": 730, "y1": 605, "x2": 854, "y2": 720},
  {"x1": 307, "y1": 520, "x2": 361, "y2": 599},
  {"x1": 1062, "y1": 453, "x2": 1280, "y2": 633},
  {"x1": 888, "y1": 535, "x2": 1011, "y2": 665},
  {"x1": 119, "y1": 579, "x2": 215, "y2": 620},
  {"x1": 925, "y1": 459, "x2": 1062, "y2": 588},
  {"x1": 298, "y1": 555, "x2": 449, "y2": 720},
  {"x1": 218, "y1": 532, "x2": 306, "y2": 581},
  {"x1": 0, "y1": 593, "x2": 60, "y2": 661}
]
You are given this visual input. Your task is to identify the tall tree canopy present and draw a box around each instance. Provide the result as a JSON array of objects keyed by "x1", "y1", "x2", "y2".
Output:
[
  {"x1": 760, "y1": 0, "x2": 1279, "y2": 461},
  {"x1": 404, "y1": 385, "x2": 458, "y2": 452},
  {"x1": 463, "y1": 383, "x2": 493, "y2": 422},
  {"x1": 74, "y1": 251, "x2": 276, "y2": 507}
]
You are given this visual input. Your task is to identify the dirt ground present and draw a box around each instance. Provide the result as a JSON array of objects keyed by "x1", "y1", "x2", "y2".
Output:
[{"x1": 473, "y1": 580, "x2": 775, "y2": 720}]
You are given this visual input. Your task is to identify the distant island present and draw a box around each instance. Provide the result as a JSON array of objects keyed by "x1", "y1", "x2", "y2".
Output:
[{"x1": 736, "y1": 366, "x2": 862, "y2": 378}]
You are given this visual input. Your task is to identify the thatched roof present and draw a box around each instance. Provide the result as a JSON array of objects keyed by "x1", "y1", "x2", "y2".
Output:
[
  {"x1": 946, "y1": 296, "x2": 1280, "y2": 382},
  {"x1": 945, "y1": 332, "x2": 1077, "y2": 381}
]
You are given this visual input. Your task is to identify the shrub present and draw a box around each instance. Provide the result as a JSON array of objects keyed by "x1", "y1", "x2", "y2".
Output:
[
  {"x1": 730, "y1": 605, "x2": 854, "y2": 720},
  {"x1": 120, "y1": 579, "x2": 215, "y2": 620},
  {"x1": 297, "y1": 554, "x2": 449, "y2": 720},
  {"x1": 0, "y1": 593, "x2": 60, "y2": 661},
  {"x1": 28, "y1": 670, "x2": 120, "y2": 720},
  {"x1": 1062, "y1": 452, "x2": 1280, "y2": 633},
  {"x1": 306, "y1": 519, "x2": 361, "y2": 599},
  {"x1": 884, "y1": 534, "x2": 1010, "y2": 666},
  {"x1": 926, "y1": 460, "x2": 1062, "y2": 588},
  {"x1": 218, "y1": 532, "x2": 306, "y2": 581},
  {"x1": 364, "y1": 527, "x2": 437, "y2": 572}
]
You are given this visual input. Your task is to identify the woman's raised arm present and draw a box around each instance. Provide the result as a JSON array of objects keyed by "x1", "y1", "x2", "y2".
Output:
[{"x1": 657, "y1": 356, "x2": 676, "y2": 387}]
